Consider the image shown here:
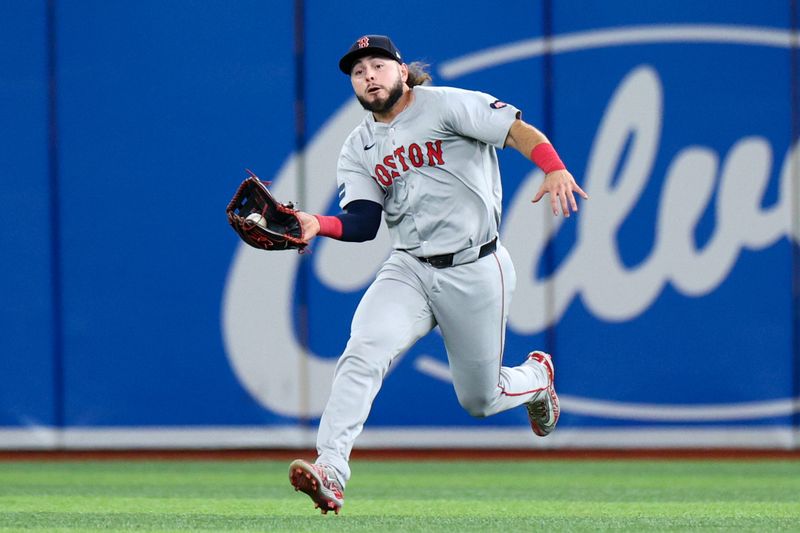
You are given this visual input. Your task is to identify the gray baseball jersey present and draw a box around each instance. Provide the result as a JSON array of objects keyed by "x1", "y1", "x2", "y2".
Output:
[
  {"x1": 336, "y1": 85, "x2": 520, "y2": 257},
  {"x1": 315, "y1": 85, "x2": 550, "y2": 486}
]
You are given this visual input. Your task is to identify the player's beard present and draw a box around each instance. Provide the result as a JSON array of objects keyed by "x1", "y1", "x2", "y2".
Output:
[{"x1": 358, "y1": 77, "x2": 405, "y2": 114}]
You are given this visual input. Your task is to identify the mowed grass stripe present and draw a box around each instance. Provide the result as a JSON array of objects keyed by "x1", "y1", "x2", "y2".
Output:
[
  {"x1": 0, "y1": 459, "x2": 797, "y2": 531},
  {"x1": 0, "y1": 512, "x2": 799, "y2": 532}
]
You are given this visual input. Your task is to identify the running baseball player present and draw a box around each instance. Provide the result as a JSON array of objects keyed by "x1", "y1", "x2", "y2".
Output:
[{"x1": 288, "y1": 35, "x2": 588, "y2": 514}]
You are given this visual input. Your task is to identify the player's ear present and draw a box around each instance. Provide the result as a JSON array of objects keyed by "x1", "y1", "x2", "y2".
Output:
[{"x1": 399, "y1": 62, "x2": 409, "y2": 83}]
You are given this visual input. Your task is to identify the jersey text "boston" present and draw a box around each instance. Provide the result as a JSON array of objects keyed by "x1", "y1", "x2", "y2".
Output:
[{"x1": 373, "y1": 140, "x2": 444, "y2": 186}]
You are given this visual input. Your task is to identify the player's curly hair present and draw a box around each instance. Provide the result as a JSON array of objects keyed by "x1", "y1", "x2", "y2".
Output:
[{"x1": 406, "y1": 61, "x2": 432, "y2": 88}]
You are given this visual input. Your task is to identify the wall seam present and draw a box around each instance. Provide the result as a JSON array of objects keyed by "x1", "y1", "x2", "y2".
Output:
[
  {"x1": 45, "y1": 0, "x2": 64, "y2": 440},
  {"x1": 541, "y1": 0, "x2": 557, "y2": 359},
  {"x1": 293, "y1": 0, "x2": 311, "y2": 426},
  {"x1": 790, "y1": 0, "x2": 800, "y2": 448}
]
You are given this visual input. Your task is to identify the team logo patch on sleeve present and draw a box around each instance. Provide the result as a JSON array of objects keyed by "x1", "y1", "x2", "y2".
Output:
[{"x1": 489, "y1": 100, "x2": 508, "y2": 109}]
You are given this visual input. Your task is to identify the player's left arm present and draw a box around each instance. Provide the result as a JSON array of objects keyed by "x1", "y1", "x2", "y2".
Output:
[{"x1": 504, "y1": 119, "x2": 588, "y2": 217}]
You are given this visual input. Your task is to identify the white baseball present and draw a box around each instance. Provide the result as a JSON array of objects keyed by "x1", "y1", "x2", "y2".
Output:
[{"x1": 245, "y1": 213, "x2": 267, "y2": 229}]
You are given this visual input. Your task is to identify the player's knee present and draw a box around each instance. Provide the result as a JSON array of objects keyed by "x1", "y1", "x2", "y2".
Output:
[
  {"x1": 338, "y1": 335, "x2": 393, "y2": 377},
  {"x1": 337, "y1": 351, "x2": 384, "y2": 380},
  {"x1": 457, "y1": 394, "x2": 494, "y2": 418}
]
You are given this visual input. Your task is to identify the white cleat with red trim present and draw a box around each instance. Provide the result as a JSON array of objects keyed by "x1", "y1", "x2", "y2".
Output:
[
  {"x1": 525, "y1": 351, "x2": 560, "y2": 437},
  {"x1": 289, "y1": 459, "x2": 344, "y2": 515}
]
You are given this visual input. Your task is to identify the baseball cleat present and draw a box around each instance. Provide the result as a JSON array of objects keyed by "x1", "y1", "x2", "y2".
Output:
[
  {"x1": 525, "y1": 351, "x2": 560, "y2": 437},
  {"x1": 288, "y1": 459, "x2": 344, "y2": 515}
]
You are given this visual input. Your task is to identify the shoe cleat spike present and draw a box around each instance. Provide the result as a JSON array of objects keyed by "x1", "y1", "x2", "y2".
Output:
[{"x1": 287, "y1": 459, "x2": 344, "y2": 515}]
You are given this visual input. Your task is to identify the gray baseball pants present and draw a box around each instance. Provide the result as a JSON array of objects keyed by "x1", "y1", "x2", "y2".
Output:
[{"x1": 315, "y1": 242, "x2": 549, "y2": 484}]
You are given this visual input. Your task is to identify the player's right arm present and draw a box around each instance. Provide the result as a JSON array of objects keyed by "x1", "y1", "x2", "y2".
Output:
[
  {"x1": 297, "y1": 200, "x2": 382, "y2": 242},
  {"x1": 297, "y1": 132, "x2": 385, "y2": 243}
]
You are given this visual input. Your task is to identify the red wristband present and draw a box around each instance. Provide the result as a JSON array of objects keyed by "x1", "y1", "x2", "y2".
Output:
[
  {"x1": 530, "y1": 143, "x2": 566, "y2": 174},
  {"x1": 314, "y1": 214, "x2": 343, "y2": 239}
]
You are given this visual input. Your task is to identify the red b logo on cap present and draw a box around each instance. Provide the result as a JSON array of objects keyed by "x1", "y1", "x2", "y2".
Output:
[{"x1": 357, "y1": 36, "x2": 370, "y2": 48}]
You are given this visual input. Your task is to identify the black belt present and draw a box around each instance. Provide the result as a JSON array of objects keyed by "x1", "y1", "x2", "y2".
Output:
[{"x1": 416, "y1": 238, "x2": 497, "y2": 269}]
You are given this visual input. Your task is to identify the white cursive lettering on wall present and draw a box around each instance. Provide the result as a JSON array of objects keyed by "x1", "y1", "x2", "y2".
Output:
[
  {"x1": 223, "y1": 65, "x2": 798, "y2": 416},
  {"x1": 505, "y1": 65, "x2": 799, "y2": 333}
]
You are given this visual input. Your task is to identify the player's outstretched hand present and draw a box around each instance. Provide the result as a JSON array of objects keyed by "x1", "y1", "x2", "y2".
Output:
[
  {"x1": 296, "y1": 211, "x2": 321, "y2": 243},
  {"x1": 532, "y1": 169, "x2": 589, "y2": 217}
]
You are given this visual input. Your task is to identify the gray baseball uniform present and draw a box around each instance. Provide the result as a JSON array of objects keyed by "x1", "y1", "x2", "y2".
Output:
[{"x1": 316, "y1": 85, "x2": 550, "y2": 484}]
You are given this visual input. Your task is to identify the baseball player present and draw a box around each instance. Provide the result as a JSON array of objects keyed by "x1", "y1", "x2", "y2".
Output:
[{"x1": 288, "y1": 35, "x2": 588, "y2": 514}]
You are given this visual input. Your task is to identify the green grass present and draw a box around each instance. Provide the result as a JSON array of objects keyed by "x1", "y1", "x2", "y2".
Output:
[{"x1": 0, "y1": 459, "x2": 798, "y2": 531}]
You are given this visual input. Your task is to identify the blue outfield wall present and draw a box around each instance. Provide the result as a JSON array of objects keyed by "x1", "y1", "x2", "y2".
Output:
[{"x1": 1, "y1": 0, "x2": 798, "y2": 449}]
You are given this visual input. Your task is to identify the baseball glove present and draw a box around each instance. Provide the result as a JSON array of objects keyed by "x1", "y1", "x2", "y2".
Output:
[{"x1": 226, "y1": 170, "x2": 307, "y2": 251}]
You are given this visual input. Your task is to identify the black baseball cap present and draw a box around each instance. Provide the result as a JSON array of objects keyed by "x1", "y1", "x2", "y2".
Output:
[{"x1": 339, "y1": 34, "x2": 403, "y2": 74}]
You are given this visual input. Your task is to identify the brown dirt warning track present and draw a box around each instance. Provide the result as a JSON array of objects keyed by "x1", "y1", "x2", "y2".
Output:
[{"x1": 1, "y1": 448, "x2": 799, "y2": 462}]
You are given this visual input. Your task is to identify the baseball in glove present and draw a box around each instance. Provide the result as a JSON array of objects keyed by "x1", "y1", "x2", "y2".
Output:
[{"x1": 226, "y1": 170, "x2": 307, "y2": 251}]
